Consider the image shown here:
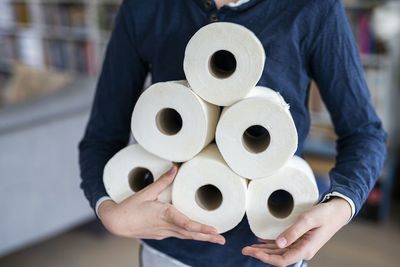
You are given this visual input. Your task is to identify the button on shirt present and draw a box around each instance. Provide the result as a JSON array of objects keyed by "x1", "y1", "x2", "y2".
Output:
[{"x1": 79, "y1": 0, "x2": 387, "y2": 266}]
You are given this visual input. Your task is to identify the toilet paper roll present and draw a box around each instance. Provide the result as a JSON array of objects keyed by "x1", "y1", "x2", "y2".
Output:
[
  {"x1": 172, "y1": 144, "x2": 247, "y2": 233},
  {"x1": 131, "y1": 80, "x2": 220, "y2": 162},
  {"x1": 103, "y1": 144, "x2": 173, "y2": 203},
  {"x1": 246, "y1": 156, "x2": 319, "y2": 239},
  {"x1": 183, "y1": 22, "x2": 265, "y2": 106},
  {"x1": 216, "y1": 86, "x2": 298, "y2": 178}
]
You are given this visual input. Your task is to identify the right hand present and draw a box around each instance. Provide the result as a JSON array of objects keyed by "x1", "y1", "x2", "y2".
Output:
[{"x1": 98, "y1": 165, "x2": 226, "y2": 245}]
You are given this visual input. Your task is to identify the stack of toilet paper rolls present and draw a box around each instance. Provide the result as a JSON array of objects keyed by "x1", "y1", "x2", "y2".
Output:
[{"x1": 103, "y1": 22, "x2": 319, "y2": 239}]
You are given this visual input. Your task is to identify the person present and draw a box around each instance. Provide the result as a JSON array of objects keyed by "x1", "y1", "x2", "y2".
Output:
[{"x1": 78, "y1": 0, "x2": 387, "y2": 266}]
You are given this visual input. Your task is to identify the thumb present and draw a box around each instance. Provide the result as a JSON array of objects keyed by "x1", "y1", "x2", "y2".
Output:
[
  {"x1": 140, "y1": 165, "x2": 177, "y2": 200},
  {"x1": 276, "y1": 213, "x2": 317, "y2": 248}
]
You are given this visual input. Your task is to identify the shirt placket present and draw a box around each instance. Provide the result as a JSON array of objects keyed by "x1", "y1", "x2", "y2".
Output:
[{"x1": 201, "y1": 0, "x2": 228, "y2": 23}]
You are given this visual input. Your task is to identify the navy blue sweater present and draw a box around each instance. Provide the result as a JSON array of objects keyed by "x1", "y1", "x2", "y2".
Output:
[{"x1": 79, "y1": 0, "x2": 387, "y2": 266}]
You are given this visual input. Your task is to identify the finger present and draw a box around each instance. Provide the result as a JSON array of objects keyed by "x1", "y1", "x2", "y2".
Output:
[
  {"x1": 163, "y1": 205, "x2": 219, "y2": 235},
  {"x1": 252, "y1": 242, "x2": 279, "y2": 248},
  {"x1": 140, "y1": 166, "x2": 177, "y2": 199},
  {"x1": 242, "y1": 247, "x2": 278, "y2": 264},
  {"x1": 168, "y1": 231, "x2": 186, "y2": 240},
  {"x1": 251, "y1": 243, "x2": 281, "y2": 249},
  {"x1": 249, "y1": 245, "x2": 289, "y2": 255},
  {"x1": 276, "y1": 212, "x2": 319, "y2": 248},
  {"x1": 279, "y1": 244, "x2": 309, "y2": 266},
  {"x1": 153, "y1": 230, "x2": 184, "y2": 240},
  {"x1": 243, "y1": 246, "x2": 302, "y2": 267},
  {"x1": 257, "y1": 237, "x2": 275, "y2": 243},
  {"x1": 182, "y1": 231, "x2": 225, "y2": 245},
  {"x1": 169, "y1": 227, "x2": 225, "y2": 245},
  {"x1": 244, "y1": 231, "x2": 321, "y2": 266},
  {"x1": 152, "y1": 230, "x2": 210, "y2": 242}
]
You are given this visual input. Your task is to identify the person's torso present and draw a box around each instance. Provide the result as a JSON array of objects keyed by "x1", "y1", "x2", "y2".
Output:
[{"x1": 125, "y1": 0, "x2": 333, "y2": 266}]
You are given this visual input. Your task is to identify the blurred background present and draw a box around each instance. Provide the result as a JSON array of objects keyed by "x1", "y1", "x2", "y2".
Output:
[{"x1": 0, "y1": 0, "x2": 399, "y2": 266}]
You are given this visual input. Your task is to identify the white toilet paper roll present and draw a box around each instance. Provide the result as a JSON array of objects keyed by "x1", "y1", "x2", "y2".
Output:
[
  {"x1": 183, "y1": 22, "x2": 265, "y2": 106},
  {"x1": 103, "y1": 144, "x2": 173, "y2": 203},
  {"x1": 172, "y1": 144, "x2": 247, "y2": 233},
  {"x1": 246, "y1": 156, "x2": 319, "y2": 239},
  {"x1": 216, "y1": 86, "x2": 298, "y2": 178},
  {"x1": 131, "y1": 81, "x2": 220, "y2": 162}
]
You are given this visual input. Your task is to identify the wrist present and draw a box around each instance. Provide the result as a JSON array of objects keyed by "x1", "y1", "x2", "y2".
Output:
[
  {"x1": 98, "y1": 199, "x2": 118, "y2": 227},
  {"x1": 98, "y1": 199, "x2": 137, "y2": 237},
  {"x1": 325, "y1": 197, "x2": 352, "y2": 223}
]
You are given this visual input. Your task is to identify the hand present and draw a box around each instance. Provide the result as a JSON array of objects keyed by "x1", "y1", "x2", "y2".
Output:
[
  {"x1": 98, "y1": 165, "x2": 226, "y2": 245},
  {"x1": 242, "y1": 197, "x2": 352, "y2": 267}
]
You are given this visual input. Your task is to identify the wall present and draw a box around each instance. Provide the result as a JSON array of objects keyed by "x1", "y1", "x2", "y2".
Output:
[{"x1": 0, "y1": 79, "x2": 96, "y2": 256}]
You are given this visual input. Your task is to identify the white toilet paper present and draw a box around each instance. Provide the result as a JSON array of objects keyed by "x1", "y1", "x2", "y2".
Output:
[
  {"x1": 103, "y1": 144, "x2": 173, "y2": 203},
  {"x1": 246, "y1": 156, "x2": 319, "y2": 239},
  {"x1": 131, "y1": 81, "x2": 220, "y2": 162},
  {"x1": 172, "y1": 144, "x2": 247, "y2": 233},
  {"x1": 183, "y1": 22, "x2": 265, "y2": 106},
  {"x1": 216, "y1": 86, "x2": 298, "y2": 178}
]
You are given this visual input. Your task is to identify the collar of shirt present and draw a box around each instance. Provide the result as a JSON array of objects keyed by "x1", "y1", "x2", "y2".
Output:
[
  {"x1": 227, "y1": 0, "x2": 252, "y2": 7},
  {"x1": 193, "y1": 0, "x2": 262, "y2": 12}
]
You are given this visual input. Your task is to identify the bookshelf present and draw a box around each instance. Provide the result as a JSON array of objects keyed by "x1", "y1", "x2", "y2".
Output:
[
  {"x1": 0, "y1": 0, "x2": 399, "y2": 135},
  {"x1": 0, "y1": 0, "x2": 398, "y2": 221},
  {"x1": 0, "y1": 0, "x2": 122, "y2": 77},
  {"x1": 0, "y1": 1, "x2": 397, "y2": 110}
]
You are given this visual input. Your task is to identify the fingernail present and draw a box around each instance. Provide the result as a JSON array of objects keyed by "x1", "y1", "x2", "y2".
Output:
[
  {"x1": 277, "y1": 237, "x2": 287, "y2": 248},
  {"x1": 214, "y1": 236, "x2": 225, "y2": 245},
  {"x1": 168, "y1": 166, "x2": 176, "y2": 175},
  {"x1": 242, "y1": 247, "x2": 251, "y2": 254}
]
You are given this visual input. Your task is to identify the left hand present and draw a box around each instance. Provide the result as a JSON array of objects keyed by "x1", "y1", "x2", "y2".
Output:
[{"x1": 242, "y1": 197, "x2": 352, "y2": 267}]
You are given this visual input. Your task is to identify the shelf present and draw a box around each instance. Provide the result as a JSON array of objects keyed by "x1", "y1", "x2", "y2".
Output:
[
  {"x1": 40, "y1": 25, "x2": 89, "y2": 41},
  {"x1": 1, "y1": 0, "x2": 123, "y2": 76},
  {"x1": 343, "y1": 0, "x2": 391, "y2": 10},
  {"x1": 2, "y1": 0, "x2": 398, "y2": 81},
  {"x1": 39, "y1": 0, "x2": 86, "y2": 3},
  {"x1": 361, "y1": 53, "x2": 391, "y2": 68},
  {"x1": 0, "y1": 63, "x2": 12, "y2": 73},
  {"x1": 1, "y1": 25, "x2": 89, "y2": 41}
]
